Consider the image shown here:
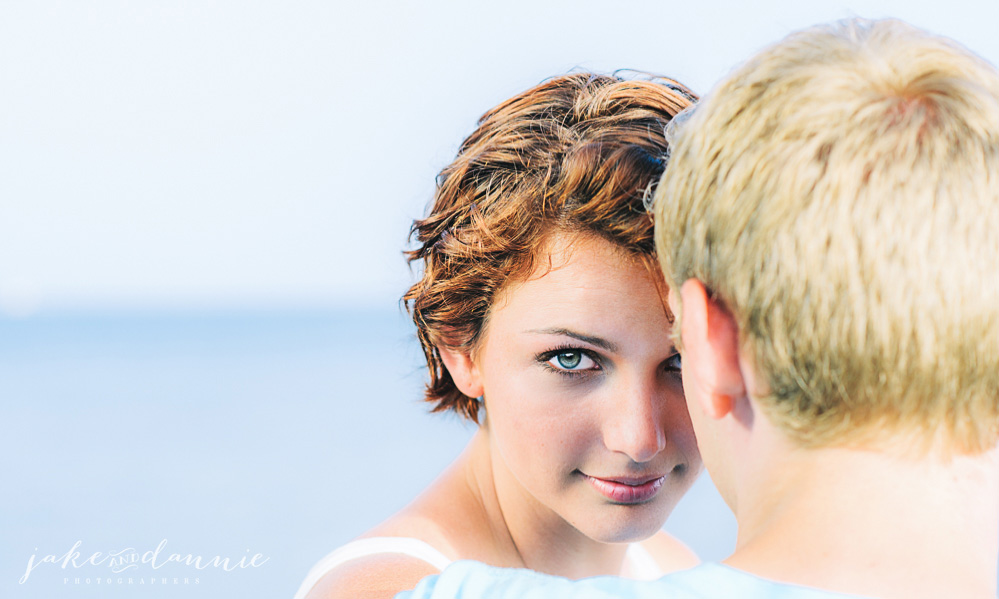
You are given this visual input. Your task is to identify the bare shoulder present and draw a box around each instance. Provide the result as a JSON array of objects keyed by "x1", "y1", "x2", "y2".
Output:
[
  {"x1": 302, "y1": 453, "x2": 476, "y2": 598},
  {"x1": 304, "y1": 553, "x2": 441, "y2": 599},
  {"x1": 638, "y1": 531, "x2": 700, "y2": 573}
]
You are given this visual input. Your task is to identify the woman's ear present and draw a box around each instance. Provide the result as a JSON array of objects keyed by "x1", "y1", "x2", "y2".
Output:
[
  {"x1": 678, "y1": 279, "x2": 746, "y2": 420},
  {"x1": 437, "y1": 346, "x2": 485, "y2": 399}
]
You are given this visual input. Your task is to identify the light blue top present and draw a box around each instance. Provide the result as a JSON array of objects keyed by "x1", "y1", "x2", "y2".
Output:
[{"x1": 396, "y1": 562, "x2": 867, "y2": 599}]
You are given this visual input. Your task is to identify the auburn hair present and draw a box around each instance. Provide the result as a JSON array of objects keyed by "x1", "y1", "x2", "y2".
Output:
[{"x1": 404, "y1": 72, "x2": 696, "y2": 421}]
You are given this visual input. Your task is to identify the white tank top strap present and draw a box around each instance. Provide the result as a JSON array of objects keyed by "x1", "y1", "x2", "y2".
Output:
[
  {"x1": 293, "y1": 537, "x2": 452, "y2": 599},
  {"x1": 624, "y1": 543, "x2": 665, "y2": 581}
]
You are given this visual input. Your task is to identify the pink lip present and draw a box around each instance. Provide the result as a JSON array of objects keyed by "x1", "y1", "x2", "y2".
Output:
[{"x1": 583, "y1": 474, "x2": 667, "y2": 504}]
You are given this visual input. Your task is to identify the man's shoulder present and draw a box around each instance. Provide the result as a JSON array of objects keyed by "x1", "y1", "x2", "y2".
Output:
[
  {"x1": 397, "y1": 562, "x2": 864, "y2": 599},
  {"x1": 660, "y1": 564, "x2": 863, "y2": 598}
]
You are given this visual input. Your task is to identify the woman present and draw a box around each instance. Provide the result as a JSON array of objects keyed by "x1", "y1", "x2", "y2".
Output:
[{"x1": 297, "y1": 72, "x2": 701, "y2": 598}]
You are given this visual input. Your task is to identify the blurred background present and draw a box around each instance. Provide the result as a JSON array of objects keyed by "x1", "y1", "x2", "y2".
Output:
[{"x1": 2, "y1": 1, "x2": 996, "y2": 597}]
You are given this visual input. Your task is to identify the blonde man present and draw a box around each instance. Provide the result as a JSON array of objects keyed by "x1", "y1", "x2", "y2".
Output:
[{"x1": 397, "y1": 18, "x2": 999, "y2": 599}]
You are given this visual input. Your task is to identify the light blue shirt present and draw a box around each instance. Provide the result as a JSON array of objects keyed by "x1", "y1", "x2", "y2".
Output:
[{"x1": 396, "y1": 562, "x2": 866, "y2": 599}]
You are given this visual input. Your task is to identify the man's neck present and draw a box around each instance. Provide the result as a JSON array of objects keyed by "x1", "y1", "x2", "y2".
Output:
[{"x1": 724, "y1": 442, "x2": 999, "y2": 599}]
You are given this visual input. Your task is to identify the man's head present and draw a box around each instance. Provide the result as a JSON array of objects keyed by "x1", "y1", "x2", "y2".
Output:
[{"x1": 654, "y1": 19, "x2": 999, "y2": 458}]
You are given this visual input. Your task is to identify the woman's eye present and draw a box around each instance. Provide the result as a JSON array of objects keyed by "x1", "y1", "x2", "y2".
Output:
[
  {"x1": 547, "y1": 350, "x2": 597, "y2": 371},
  {"x1": 664, "y1": 352, "x2": 682, "y2": 372}
]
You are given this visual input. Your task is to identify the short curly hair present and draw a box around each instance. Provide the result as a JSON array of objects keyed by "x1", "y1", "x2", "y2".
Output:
[{"x1": 404, "y1": 72, "x2": 696, "y2": 422}]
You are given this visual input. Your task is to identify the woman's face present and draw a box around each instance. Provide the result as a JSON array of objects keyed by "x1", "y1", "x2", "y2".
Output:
[{"x1": 470, "y1": 231, "x2": 701, "y2": 543}]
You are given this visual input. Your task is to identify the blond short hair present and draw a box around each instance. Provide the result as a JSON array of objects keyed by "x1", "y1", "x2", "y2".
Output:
[{"x1": 654, "y1": 19, "x2": 999, "y2": 453}]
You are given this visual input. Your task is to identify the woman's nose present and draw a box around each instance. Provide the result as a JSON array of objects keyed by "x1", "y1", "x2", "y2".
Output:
[{"x1": 601, "y1": 376, "x2": 667, "y2": 463}]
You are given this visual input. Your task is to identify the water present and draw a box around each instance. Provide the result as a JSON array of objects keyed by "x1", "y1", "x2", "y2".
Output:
[
  {"x1": 6, "y1": 310, "x2": 997, "y2": 597},
  {"x1": 0, "y1": 309, "x2": 735, "y2": 598}
]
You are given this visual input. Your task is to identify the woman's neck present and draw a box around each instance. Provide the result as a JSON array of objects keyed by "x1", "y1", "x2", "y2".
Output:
[{"x1": 457, "y1": 429, "x2": 632, "y2": 579}]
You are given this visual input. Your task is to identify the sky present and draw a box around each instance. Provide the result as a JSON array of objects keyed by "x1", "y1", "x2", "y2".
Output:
[{"x1": 1, "y1": 0, "x2": 997, "y2": 315}]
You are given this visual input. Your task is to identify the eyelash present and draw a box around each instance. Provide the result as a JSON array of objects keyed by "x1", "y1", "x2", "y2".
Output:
[
  {"x1": 535, "y1": 346, "x2": 682, "y2": 379},
  {"x1": 536, "y1": 345, "x2": 601, "y2": 379},
  {"x1": 664, "y1": 352, "x2": 682, "y2": 373}
]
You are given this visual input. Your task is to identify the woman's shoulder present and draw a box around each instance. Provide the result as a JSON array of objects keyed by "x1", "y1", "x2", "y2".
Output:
[
  {"x1": 636, "y1": 531, "x2": 700, "y2": 574},
  {"x1": 297, "y1": 511, "x2": 460, "y2": 599},
  {"x1": 297, "y1": 451, "x2": 487, "y2": 598},
  {"x1": 301, "y1": 545, "x2": 444, "y2": 599}
]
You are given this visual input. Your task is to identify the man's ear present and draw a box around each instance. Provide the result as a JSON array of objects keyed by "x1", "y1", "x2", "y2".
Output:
[
  {"x1": 678, "y1": 279, "x2": 746, "y2": 420},
  {"x1": 437, "y1": 346, "x2": 485, "y2": 399}
]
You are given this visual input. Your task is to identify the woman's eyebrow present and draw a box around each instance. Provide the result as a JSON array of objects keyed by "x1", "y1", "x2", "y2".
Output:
[{"x1": 526, "y1": 328, "x2": 619, "y2": 352}]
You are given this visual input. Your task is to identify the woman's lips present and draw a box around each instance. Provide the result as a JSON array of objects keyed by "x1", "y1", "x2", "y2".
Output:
[{"x1": 583, "y1": 473, "x2": 667, "y2": 504}]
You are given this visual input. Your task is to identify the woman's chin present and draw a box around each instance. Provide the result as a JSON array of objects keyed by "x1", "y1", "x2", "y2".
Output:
[{"x1": 574, "y1": 508, "x2": 670, "y2": 545}]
